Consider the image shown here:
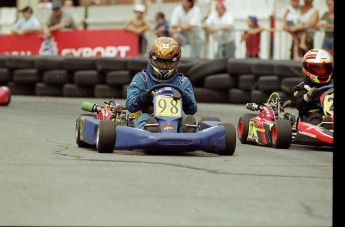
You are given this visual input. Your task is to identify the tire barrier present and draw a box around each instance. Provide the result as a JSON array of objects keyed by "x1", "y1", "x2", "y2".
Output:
[{"x1": 0, "y1": 55, "x2": 303, "y2": 104}]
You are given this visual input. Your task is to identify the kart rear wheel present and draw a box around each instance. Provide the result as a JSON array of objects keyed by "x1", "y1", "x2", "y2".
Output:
[
  {"x1": 218, "y1": 123, "x2": 236, "y2": 156},
  {"x1": 75, "y1": 114, "x2": 95, "y2": 147},
  {"x1": 96, "y1": 120, "x2": 116, "y2": 153},
  {"x1": 237, "y1": 114, "x2": 257, "y2": 144},
  {"x1": 271, "y1": 119, "x2": 292, "y2": 149}
]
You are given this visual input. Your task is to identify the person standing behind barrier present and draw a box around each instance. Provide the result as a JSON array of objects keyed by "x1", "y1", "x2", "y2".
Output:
[
  {"x1": 42, "y1": 1, "x2": 77, "y2": 37},
  {"x1": 153, "y1": 12, "x2": 171, "y2": 37},
  {"x1": 282, "y1": 0, "x2": 307, "y2": 60},
  {"x1": 317, "y1": 0, "x2": 334, "y2": 54},
  {"x1": 241, "y1": 16, "x2": 264, "y2": 58},
  {"x1": 11, "y1": 6, "x2": 41, "y2": 36},
  {"x1": 38, "y1": 0, "x2": 53, "y2": 10},
  {"x1": 123, "y1": 4, "x2": 152, "y2": 55},
  {"x1": 170, "y1": 0, "x2": 204, "y2": 59},
  {"x1": 289, "y1": 0, "x2": 319, "y2": 56},
  {"x1": 202, "y1": 0, "x2": 236, "y2": 59}
]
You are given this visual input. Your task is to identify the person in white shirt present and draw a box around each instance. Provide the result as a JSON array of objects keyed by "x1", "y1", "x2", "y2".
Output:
[
  {"x1": 170, "y1": 0, "x2": 204, "y2": 59},
  {"x1": 38, "y1": 0, "x2": 53, "y2": 9},
  {"x1": 11, "y1": 6, "x2": 41, "y2": 35},
  {"x1": 203, "y1": 0, "x2": 235, "y2": 58}
]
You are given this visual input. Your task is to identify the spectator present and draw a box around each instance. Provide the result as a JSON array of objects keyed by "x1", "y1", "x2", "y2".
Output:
[
  {"x1": 282, "y1": 0, "x2": 308, "y2": 60},
  {"x1": 203, "y1": 0, "x2": 236, "y2": 59},
  {"x1": 63, "y1": 0, "x2": 74, "y2": 7},
  {"x1": 11, "y1": 6, "x2": 41, "y2": 35},
  {"x1": 241, "y1": 16, "x2": 264, "y2": 58},
  {"x1": 42, "y1": 1, "x2": 77, "y2": 37},
  {"x1": 38, "y1": 0, "x2": 53, "y2": 10},
  {"x1": 170, "y1": 0, "x2": 204, "y2": 59},
  {"x1": 153, "y1": 12, "x2": 170, "y2": 37},
  {"x1": 289, "y1": 0, "x2": 319, "y2": 56},
  {"x1": 123, "y1": 4, "x2": 152, "y2": 55},
  {"x1": 317, "y1": 0, "x2": 334, "y2": 54}
]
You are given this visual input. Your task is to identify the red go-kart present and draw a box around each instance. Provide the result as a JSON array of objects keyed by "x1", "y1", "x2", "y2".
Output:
[
  {"x1": 0, "y1": 86, "x2": 11, "y2": 106},
  {"x1": 237, "y1": 92, "x2": 295, "y2": 149}
]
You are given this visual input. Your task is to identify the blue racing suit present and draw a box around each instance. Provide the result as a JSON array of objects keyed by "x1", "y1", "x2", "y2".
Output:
[{"x1": 126, "y1": 64, "x2": 197, "y2": 129}]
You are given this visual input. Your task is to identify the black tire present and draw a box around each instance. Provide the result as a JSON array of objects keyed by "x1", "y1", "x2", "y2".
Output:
[
  {"x1": 258, "y1": 75, "x2": 281, "y2": 93},
  {"x1": 63, "y1": 56, "x2": 96, "y2": 71},
  {"x1": 122, "y1": 84, "x2": 129, "y2": 99},
  {"x1": 96, "y1": 120, "x2": 116, "y2": 153},
  {"x1": 178, "y1": 61, "x2": 198, "y2": 76},
  {"x1": 94, "y1": 84, "x2": 122, "y2": 98},
  {"x1": 251, "y1": 59, "x2": 276, "y2": 76},
  {"x1": 228, "y1": 88, "x2": 251, "y2": 104},
  {"x1": 95, "y1": 57, "x2": 127, "y2": 72},
  {"x1": 227, "y1": 58, "x2": 258, "y2": 76},
  {"x1": 203, "y1": 73, "x2": 237, "y2": 90},
  {"x1": 281, "y1": 77, "x2": 303, "y2": 95},
  {"x1": 218, "y1": 123, "x2": 236, "y2": 156},
  {"x1": 0, "y1": 68, "x2": 11, "y2": 84},
  {"x1": 5, "y1": 55, "x2": 35, "y2": 69},
  {"x1": 274, "y1": 60, "x2": 302, "y2": 77},
  {"x1": 250, "y1": 90, "x2": 270, "y2": 104},
  {"x1": 187, "y1": 58, "x2": 227, "y2": 86},
  {"x1": 35, "y1": 82, "x2": 63, "y2": 96},
  {"x1": 43, "y1": 70, "x2": 73, "y2": 85},
  {"x1": 238, "y1": 74, "x2": 258, "y2": 91},
  {"x1": 13, "y1": 69, "x2": 41, "y2": 84},
  {"x1": 237, "y1": 113, "x2": 257, "y2": 144},
  {"x1": 35, "y1": 56, "x2": 64, "y2": 70},
  {"x1": 7, "y1": 81, "x2": 35, "y2": 95},
  {"x1": 127, "y1": 57, "x2": 148, "y2": 75},
  {"x1": 105, "y1": 70, "x2": 131, "y2": 86},
  {"x1": 75, "y1": 114, "x2": 96, "y2": 147},
  {"x1": 271, "y1": 119, "x2": 292, "y2": 149},
  {"x1": 193, "y1": 87, "x2": 228, "y2": 103},
  {"x1": 74, "y1": 70, "x2": 103, "y2": 86},
  {"x1": 63, "y1": 84, "x2": 94, "y2": 97},
  {"x1": 0, "y1": 55, "x2": 7, "y2": 68}
]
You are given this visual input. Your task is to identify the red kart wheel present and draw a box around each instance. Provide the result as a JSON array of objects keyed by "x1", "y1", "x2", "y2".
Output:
[
  {"x1": 237, "y1": 114, "x2": 256, "y2": 144},
  {"x1": 0, "y1": 86, "x2": 11, "y2": 106},
  {"x1": 271, "y1": 126, "x2": 277, "y2": 144},
  {"x1": 271, "y1": 119, "x2": 292, "y2": 149}
]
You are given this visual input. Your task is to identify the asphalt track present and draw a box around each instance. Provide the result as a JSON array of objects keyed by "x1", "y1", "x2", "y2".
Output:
[{"x1": 0, "y1": 96, "x2": 332, "y2": 226}]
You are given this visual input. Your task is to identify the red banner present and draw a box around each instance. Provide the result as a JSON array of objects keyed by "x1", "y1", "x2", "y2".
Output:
[{"x1": 0, "y1": 29, "x2": 139, "y2": 57}]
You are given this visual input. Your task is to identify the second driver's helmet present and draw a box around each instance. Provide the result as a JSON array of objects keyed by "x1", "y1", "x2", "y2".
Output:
[
  {"x1": 302, "y1": 49, "x2": 333, "y2": 85},
  {"x1": 147, "y1": 37, "x2": 181, "y2": 82}
]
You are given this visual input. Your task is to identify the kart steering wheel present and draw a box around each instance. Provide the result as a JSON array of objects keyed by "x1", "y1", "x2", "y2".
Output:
[{"x1": 146, "y1": 83, "x2": 185, "y2": 96}]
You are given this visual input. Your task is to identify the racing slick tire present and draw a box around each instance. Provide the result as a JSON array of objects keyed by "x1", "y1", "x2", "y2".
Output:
[
  {"x1": 218, "y1": 123, "x2": 236, "y2": 156},
  {"x1": 271, "y1": 119, "x2": 292, "y2": 149},
  {"x1": 75, "y1": 114, "x2": 95, "y2": 147},
  {"x1": 237, "y1": 113, "x2": 257, "y2": 144},
  {"x1": 96, "y1": 120, "x2": 116, "y2": 153}
]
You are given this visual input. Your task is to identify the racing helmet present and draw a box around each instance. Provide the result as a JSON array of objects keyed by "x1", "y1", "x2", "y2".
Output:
[
  {"x1": 302, "y1": 49, "x2": 333, "y2": 85},
  {"x1": 147, "y1": 37, "x2": 181, "y2": 82}
]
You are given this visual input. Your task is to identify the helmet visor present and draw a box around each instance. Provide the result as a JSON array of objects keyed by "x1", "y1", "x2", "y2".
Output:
[
  {"x1": 306, "y1": 62, "x2": 333, "y2": 78},
  {"x1": 149, "y1": 51, "x2": 180, "y2": 70}
]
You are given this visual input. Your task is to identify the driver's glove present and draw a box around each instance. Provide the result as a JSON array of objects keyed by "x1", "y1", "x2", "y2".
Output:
[
  {"x1": 304, "y1": 87, "x2": 317, "y2": 102},
  {"x1": 181, "y1": 92, "x2": 193, "y2": 107},
  {"x1": 138, "y1": 92, "x2": 152, "y2": 106}
]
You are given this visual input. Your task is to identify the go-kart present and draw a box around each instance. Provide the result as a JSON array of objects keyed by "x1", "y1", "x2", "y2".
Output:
[
  {"x1": 75, "y1": 83, "x2": 237, "y2": 155},
  {"x1": 0, "y1": 86, "x2": 11, "y2": 106},
  {"x1": 292, "y1": 84, "x2": 333, "y2": 146},
  {"x1": 237, "y1": 92, "x2": 295, "y2": 149}
]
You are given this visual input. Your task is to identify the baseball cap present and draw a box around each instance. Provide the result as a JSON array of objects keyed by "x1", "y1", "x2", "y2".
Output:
[
  {"x1": 19, "y1": 6, "x2": 33, "y2": 13},
  {"x1": 134, "y1": 4, "x2": 145, "y2": 13}
]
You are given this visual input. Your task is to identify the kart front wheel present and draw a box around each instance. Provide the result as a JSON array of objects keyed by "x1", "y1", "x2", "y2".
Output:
[
  {"x1": 218, "y1": 123, "x2": 236, "y2": 156},
  {"x1": 237, "y1": 114, "x2": 257, "y2": 144},
  {"x1": 96, "y1": 120, "x2": 116, "y2": 153},
  {"x1": 271, "y1": 119, "x2": 292, "y2": 149}
]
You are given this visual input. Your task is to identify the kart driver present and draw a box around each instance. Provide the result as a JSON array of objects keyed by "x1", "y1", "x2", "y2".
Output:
[
  {"x1": 126, "y1": 36, "x2": 198, "y2": 133},
  {"x1": 293, "y1": 48, "x2": 333, "y2": 125}
]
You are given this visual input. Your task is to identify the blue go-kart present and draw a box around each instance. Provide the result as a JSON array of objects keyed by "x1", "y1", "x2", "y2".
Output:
[{"x1": 75, "y1": 83, "x2": 236, "y2": 155}]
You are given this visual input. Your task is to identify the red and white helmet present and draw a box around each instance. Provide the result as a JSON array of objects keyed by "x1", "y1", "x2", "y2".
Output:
[{"x1": 302, "y1": 49, "x2": 333, "y2": 85}]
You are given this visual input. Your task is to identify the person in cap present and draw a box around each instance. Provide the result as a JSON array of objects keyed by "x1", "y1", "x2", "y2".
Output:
[
  {"x1": 11, "y1": 6, "x2": 41, "y2": 35},
  {"x1": 240, "y1": 15, "x2": 264, "y2": 58},
  {"x1": 123, "y1": 4, "x2": 152, "y2": 55},
  {"x1": 42, "y1": 1, "x2": 77, "y2": 36}
]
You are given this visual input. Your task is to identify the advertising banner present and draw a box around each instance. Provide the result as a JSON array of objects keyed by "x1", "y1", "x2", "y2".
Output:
[{"x1": 0, "y1": 29, "x2": 139, "y2": 57}]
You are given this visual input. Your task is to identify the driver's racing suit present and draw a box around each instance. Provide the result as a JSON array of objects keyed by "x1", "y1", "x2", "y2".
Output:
[{"x1": 126, "y1": 64, "x2": 197, "y2": 129}]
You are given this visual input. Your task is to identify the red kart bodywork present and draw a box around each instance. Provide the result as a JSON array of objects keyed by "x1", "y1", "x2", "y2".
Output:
[{"x1": 0, "y1": 86, "x2": 11, "y2": 105}]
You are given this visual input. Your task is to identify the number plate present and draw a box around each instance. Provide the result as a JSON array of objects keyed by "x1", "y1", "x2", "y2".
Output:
[
  {"x1": 155, "y1": 95, "x2": 181, "y2": 117},
  {"x1": 323, "y1": 93, "x2": 334, "y2": 116}
]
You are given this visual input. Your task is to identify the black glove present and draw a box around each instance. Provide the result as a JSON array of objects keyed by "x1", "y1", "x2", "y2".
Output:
[
  {"x1": 138, "y1": 92, "x2": 152, "y2": 106},
  {"x1": 181, "y1": 91, "x2": 193, "y2": 106}
]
